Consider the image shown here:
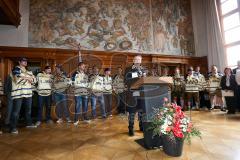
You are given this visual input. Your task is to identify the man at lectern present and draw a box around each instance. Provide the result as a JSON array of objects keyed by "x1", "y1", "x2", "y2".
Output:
[{"x1": 124, "y1": 55, "x2": 146, "y2": 136}]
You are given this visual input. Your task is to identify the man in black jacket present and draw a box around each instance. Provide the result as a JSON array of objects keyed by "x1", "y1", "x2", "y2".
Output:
[
  {"x1": 124, "y1": 55, "x2": 146, "y2": 136},
  {"x1": 233, "y1": 60, "x2": 240, "y2": 111}
]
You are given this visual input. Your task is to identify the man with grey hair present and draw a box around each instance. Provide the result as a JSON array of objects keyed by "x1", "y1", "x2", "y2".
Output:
[
  {"x1": 233, "y1": 60, "x2": 240, "y2": 110},
  {"x1": 124, "y1": 55, "x2": 146, "y2": 136}
]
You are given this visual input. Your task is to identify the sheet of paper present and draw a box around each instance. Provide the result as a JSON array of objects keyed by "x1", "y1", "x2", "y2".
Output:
[
  {"x1": 221, "y1": 90, "x2": 234, "y2": 97},
  {"x1": 133, "y1": 91, "x2": 140, "y2": 97},
  {"x1": 132, "y1": 72, "x2": 138, "y2": 78}
]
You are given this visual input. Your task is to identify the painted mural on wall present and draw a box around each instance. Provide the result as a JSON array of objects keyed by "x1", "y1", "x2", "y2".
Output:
[
  {"x1": 29, "y1": 0, "x2": 194, "y2": 55},
  {"x1": 152, "y1": 0, "x2": 194, "y2": 55}
]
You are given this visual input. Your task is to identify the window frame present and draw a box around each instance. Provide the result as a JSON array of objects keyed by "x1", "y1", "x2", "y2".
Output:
[{"x1": 218, "y1": 0, "x2": 240, "y2": 66}]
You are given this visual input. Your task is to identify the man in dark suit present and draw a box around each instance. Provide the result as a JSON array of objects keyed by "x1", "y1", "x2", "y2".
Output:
[
  {"x1": 124, "y1": 55, "x2": 146, "y2": 136},
  {"x1": 232, "y1": 60, "x2": 240, "y2": 111}
]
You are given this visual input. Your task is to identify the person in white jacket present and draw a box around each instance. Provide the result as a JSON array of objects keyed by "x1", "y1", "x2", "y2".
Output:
[
  {"x1": 72, "y1": 62, "x2": 90, "y2": 125},
  {"x1": 35, "y1": 66, "x2": 54, "y2": 126},
  {"x1": 53, "y1": 64, "x2": 72, "y2": 124},
  {"x1": 10, "y1": 57, "x2": 37, "y2": 134}
]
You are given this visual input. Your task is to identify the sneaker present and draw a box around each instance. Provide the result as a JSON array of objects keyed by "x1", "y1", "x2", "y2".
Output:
[
  {"x1": 35, "y1": 121, "x2": 41, "y2": 126},
  {"x1": 26, "y1": 124, "x2": 37, "y2": 128},
  {"x1": 56, "y1": 118, "x2": 63, "y2": 124},
  {"x1": 109, "y1": 114, "x2": 113, "y2": 117},
  {"x1": 66, "y1": 118, "x2": 72, "y2": 123},
  {"x1": 46, "y1": 120, "x2": 54, "y2": 124},
  {"x1": 83, "y1": 119, "x2": 91, "y2": 123},
  {"x1": 210, "y1": 105, "x2": 214, "y2": 110},
  {"x1": 191, "y1": 107, "x2": 196, "y2": 110},
  {"x1": 74, "y1": 120, "x2": 79, "y2": 126},
  {"x1": 221, "y1": 108, "x2": 227, "y2": 112},
  {"x1": 102, "y1": 115, "x2": 107, "y2": 119},
  {"x1": 11, "y1": 129, "x2": 18, "y2": 134}
]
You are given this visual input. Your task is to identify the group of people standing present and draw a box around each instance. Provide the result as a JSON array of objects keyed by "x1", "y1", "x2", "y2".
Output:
[
  {"x1": 0, "y1": 57, "x2": 126, "y2": 134},
  {"x1": 1, "y1": 55, "x2": 240, "y2": 136},
  {"x1": 161, "y1": 62, "x2": 240, "y2": 115}
]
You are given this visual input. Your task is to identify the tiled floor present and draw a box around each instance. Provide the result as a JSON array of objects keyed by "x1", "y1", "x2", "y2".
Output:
[{"x1": 1, "y1": 110, "x2": 240, "y2": 160}]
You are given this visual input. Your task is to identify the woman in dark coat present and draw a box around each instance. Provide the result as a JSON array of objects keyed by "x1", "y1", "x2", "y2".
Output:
[{"x1": 220, "y1": 67, "x2": 238, "y2": 114}]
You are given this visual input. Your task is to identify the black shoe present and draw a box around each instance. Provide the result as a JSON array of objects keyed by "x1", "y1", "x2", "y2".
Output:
[
  {"x1": 128, "y1": 129, "x2": 134, "y2": 136},
  {"x1": 221, "y1": 108, "x2": 227, "y2": 112},
  {"x1": 139, "y1": 126, "x2": 143, "y2": 132},
  {"x1": 227, "y1": 111, "x2": 235, "y2": 114}
]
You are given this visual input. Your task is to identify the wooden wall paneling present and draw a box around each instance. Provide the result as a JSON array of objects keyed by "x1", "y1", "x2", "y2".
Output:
[
  {"x1": 0, "y1": 46, "x2": 208, "y2": 80},
  {"x1": 0, "y1": 57, "x2": 4, "y2": 81}
]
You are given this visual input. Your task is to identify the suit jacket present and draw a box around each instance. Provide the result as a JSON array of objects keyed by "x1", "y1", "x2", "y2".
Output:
[
  {"x1": 124, "y1": 66, "x2": 144, "y2": 89},
  {"x1": 220, "y1": 75, "x2": 237, "y2": 91},
  {"x1": 232, "y1": 68, "x2": 239, "y2": 74},
  {"x1": 124, "y1": 65, "x2": 145, "y2": 112}
]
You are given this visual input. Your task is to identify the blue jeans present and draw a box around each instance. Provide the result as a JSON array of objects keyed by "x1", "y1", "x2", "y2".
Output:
[
  {"x1": 90, "y1": 94, "x2": 106, "y2": 118},
  {"x1": 75, "y1": 95, "x2": 88, "y2": 121},
  {"x1": 38, "y1": 95, "x2": 51, "y2": 121},
  {"x1": 116, "y1": 92, "x2": 126, "y2": 114},
  {"x1": 5, "y1": 94, "x2": 13, "y2": 125},
  {"x1": 104, "y1": 94, "x2": 112, "y2": 115},
  {"x1": 10, "y1": 97, "x2": 33, "y2": 130},
  {"x1": 54, "y1": 93, "x2": 70, "y2": 119}
]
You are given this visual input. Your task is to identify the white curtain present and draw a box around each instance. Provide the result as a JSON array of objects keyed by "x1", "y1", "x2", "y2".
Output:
[{"x1": 191, "y1": 0, "x2": 227, "y2": 72}]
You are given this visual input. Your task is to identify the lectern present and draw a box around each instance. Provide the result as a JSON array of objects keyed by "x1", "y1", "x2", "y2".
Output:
[{"x1": 131, "y1": 76, "x2": 173, "y2": 149}]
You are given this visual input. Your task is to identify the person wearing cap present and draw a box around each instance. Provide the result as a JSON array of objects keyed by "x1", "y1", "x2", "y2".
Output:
[
  {"x1": 103, "y1": 68, "x2": 113, "y2": 116},
  {"x1": 86, "y1": 66, "x2": 93, "y2": 76},
  {"x1": 53, "y1": 64, "x2": 72, "y2": 124},
  {"x1": 35, "y1": 66, "x2": 54, "y2": 126},
  {"x1": 89, "y1": 66, "x2": 106, "y2": 119},
  {"x1": 10, "y1": 57, "x2": 37, "y2": 134},
  {"x1": 72, "y1": 62, "x2": 90, "y2": 125},
  {"x1": 208, "y1": 65, "x2": 224, "y2": 110},
  {"x1": 161, "y1": 67, "x2": 170, "y2": 77},
  {"x1": 113, "y1": 67, "x2": 126, "y2": 114},
  {"x1": 124, "y1": 55, "x2": 146, "y2": 136},
  {"x1": 185, "y1": 68, "x2": 200, "y2": 110},
  {"x1": 193, "y1": 66, "x2": 207, "y2": 109},
  {"x1": 172, "y1": 67, "x2": 185, "y2": 107}
]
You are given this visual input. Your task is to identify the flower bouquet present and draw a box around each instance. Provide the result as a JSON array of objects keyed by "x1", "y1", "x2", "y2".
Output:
[{"x1": 150, "y1": 101, "x2": 201, "y2": 156}]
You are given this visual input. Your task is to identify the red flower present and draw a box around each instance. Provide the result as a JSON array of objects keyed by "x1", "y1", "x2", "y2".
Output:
[
  {"x1": 174, "y1": 131, "x2": 184, "y2": 138},
  {"x1": 188, "y1": 122, "x2": 193, "y2": 128},
  {"x1": 166, "y1": 127, "x2": 171, "y2": 132},
  {"x1": 187, "y1": 128, "x2": 192, "y2": 133}
]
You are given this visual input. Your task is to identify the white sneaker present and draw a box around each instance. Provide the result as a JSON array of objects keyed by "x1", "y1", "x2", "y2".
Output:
[
  {"x1": 74, "y1": 120, "x2": 79, "y2": 126},
  {"x1": 83, "y1": 119, "x2": 91, "y2": 123},
  {"x1": 210, "y1": 104, "x2": 215, "y2": 110},
  {"x1": 56, "y1": 119, "x2": 63, "y2": 124},
  {"x1": 109, "y1": 114, "x2": 113, "y2": 117},
  {"x1": 11, "y1": 129, "x2": 18, "y2": 134},
  {"x1": 66, "y1": 118, "x2": 72, "y2": 123},
  {"x1": 26, "y1": 124, "x2": 37, "y2": 128},
  {"x1": 35, "y1": 121, "x2": 41, "y2": 126},
  {"x1": 46, "y1": 120, "x2": 54, "y2": 124}
]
